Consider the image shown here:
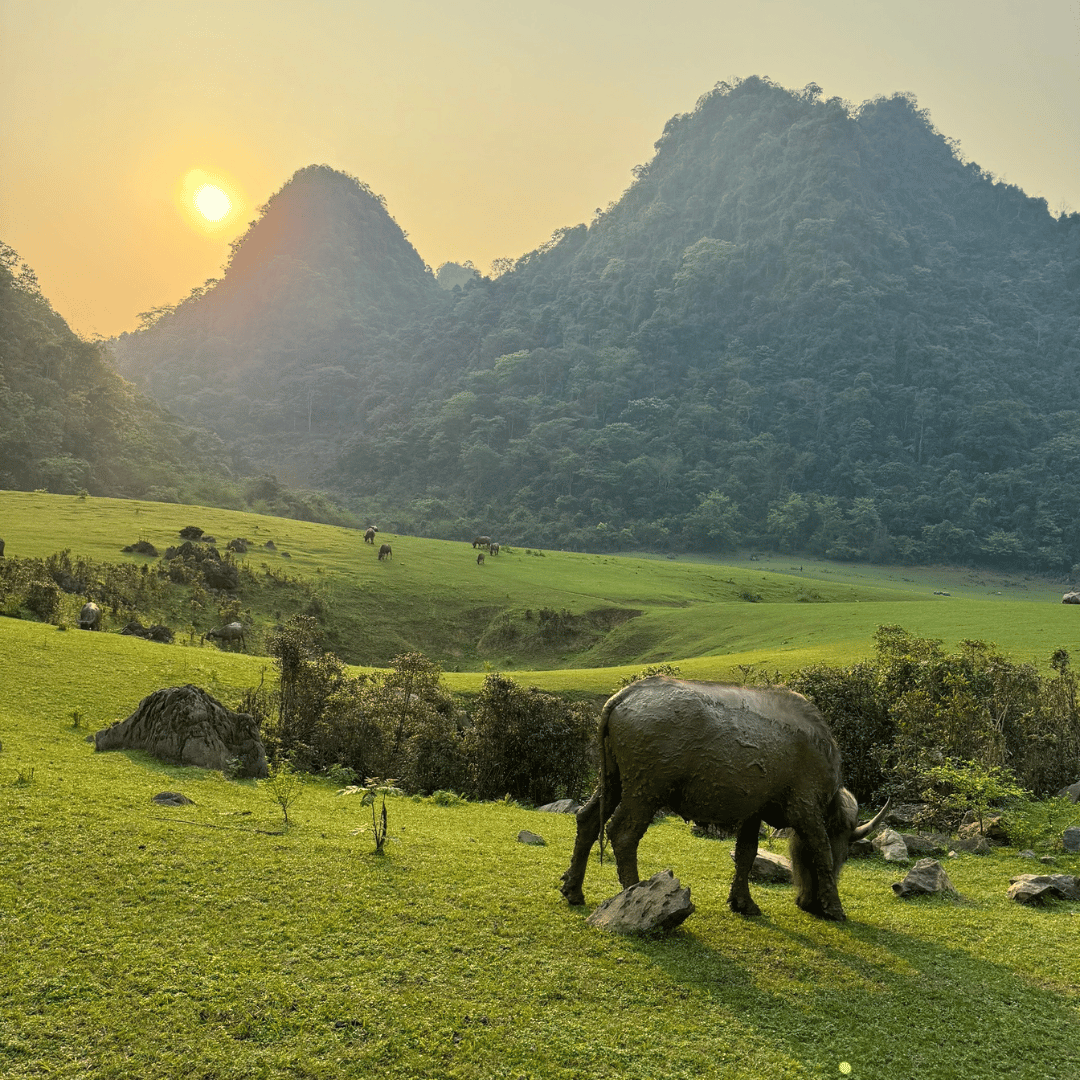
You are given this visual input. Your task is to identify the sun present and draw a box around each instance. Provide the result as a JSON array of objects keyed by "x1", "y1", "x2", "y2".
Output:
[
  {"x1": 194, "y1": 184, "x2": 231, "y2": 221},
  {"x1": 177, "y1": 168, "x2": 243, "y2": 233}
]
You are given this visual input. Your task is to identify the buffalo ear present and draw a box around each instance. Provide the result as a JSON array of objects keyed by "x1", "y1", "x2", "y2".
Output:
[{"x1": 851, "y1": 799, "x2": 890, "y2": 842}]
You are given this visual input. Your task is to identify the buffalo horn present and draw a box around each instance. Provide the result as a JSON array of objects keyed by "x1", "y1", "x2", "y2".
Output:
[{"x1": 851, "y1": 799, "x2": 891, "y2": 842}]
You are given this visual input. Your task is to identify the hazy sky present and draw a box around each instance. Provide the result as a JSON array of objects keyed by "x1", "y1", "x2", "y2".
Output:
[{"x1": 2, "y1": 0, "x2": 1076, "y2": 338}]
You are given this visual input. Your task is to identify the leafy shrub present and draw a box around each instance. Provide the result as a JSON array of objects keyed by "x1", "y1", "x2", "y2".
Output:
[{"x1": 465, "y1": 673, "x2": 594, "y2": 804}]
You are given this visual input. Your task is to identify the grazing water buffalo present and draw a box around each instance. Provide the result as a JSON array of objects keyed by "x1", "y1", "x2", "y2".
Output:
[
  {"x1": 472, "y1": 535, "x2": 491, "y2": 549},
  {"x1": 560, "y1": 678, "x2": 888, "y2": 921},
  {"x1": 78, "y1": 601, "x2": 101, "y2": 630},
  {"x1": 489, "y1": 542, "x2": 500, "y2": 556},
  {"x1": 204, "y1": 622, "x2": 246, "y2": 650},
  {"x1": 378, "y1": 543, "x2": 393, "y2": 561},
  {"x1": 476, "y1": 552, "x2": 485, "y2": 565},
  {"x1": 364, "y1": 527, "x2": 378, "y2": 544}
]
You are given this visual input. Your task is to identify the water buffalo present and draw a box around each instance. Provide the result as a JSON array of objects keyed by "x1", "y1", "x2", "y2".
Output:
[
  {"x1": 560, "y1": 678, "x2": 888, "y2": 921},
  {"x1": 78, "y1": 601, "x2": 101, "y2": 630},
  {"x1": 204, "y1": 622, "x2": 246, "y2": 650},
  {"x1": 476, "y1": 552, "x2": 485, "y2": 565},
  {"x1": 364, "y1": 527, "x2": 379, "y2": 545},
  {"x1": 489, "y1": 542, "x2": 500, "y2": 556},
  {"x1": 378, "y1": 543, "x2": 393, "y2": 561},
  {"x1": 472, "y1": 536, "x2": 491, "y2": 549}
]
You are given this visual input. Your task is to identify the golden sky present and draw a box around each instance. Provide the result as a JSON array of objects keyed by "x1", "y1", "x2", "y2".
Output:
[{"x1": 1, "y1": 0, "x2": 1076, "y2": 339}]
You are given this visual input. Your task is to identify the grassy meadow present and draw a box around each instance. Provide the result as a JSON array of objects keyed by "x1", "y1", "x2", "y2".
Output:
[{"x1": 2, "y1": 491, "x2": 1079, "y2": 1078}]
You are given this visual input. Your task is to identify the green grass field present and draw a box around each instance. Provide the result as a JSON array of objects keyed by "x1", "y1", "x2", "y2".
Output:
[{"x1": 2, "y1": 491, "x2": 1079, "y2": 1078}]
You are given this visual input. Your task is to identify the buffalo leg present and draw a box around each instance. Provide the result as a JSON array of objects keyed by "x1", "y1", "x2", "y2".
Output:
[
  {"x1": 728, "y1": 814, "x2": 763, "y2": 916},
  {"x1": 789, "y1": 815, "x2": 845, "y2": 921},
  {"x1": 561, "y1": 793, "x2": 604, "y2": 904},
  {"x1": 606, "y1": 799, "x2": 654, "y2": 891}
]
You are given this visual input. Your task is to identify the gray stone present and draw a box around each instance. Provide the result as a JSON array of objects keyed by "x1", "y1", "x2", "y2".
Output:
[
  {"x1": 151, "y1": 791, "x2": 194, "y2": 806},
  {"x1": 1057, "y1": 780, "x2": 1080, "y2": 804},
  {"x1": 873, "y1": 828, "x2": 911, "y2": 862},
  {"x1": 536, "y1": 799, "x2": 580, "y2": 814},
  {"x1": 900, "y1": 832, "x2": 951, "y2": 856},
  {"x1": 1062, "y1": 826, "x2": 1080, "y2": 853},
  {"x1": 730, "y1": 847, "x2": 792, "y2": 883},
  {"x1": 1040, "y1": 855, "x2": 1057, "y2": 865},
  {"x1": 947, "y1": 834, "x2": 991, "y2": 855},
  {"x1": 94, "y1": 685, "x2": 268, "y2": 777},
  {"x1": 958, "y1": 814, "x2": 1010, "y2": 844},
  {"x1": 1018, "y1": 849, "x2": 1038, "y2": 859},
  {"x1": 586, "y1": 869, "x2": 695, "y2": 934},
  {"x1": 892, "y1": 858, "x2": 959, "y2": 899},
  {"x1": 517, "y1": 830, "x2": 545, "y2": 845},
  {"x1": 884, "y1": 803, "x2": 929, "y2": 829},
  {"x1": 849, "y1": 837, "x2": 875, "y2": 859},
  {"x1": 1006, "y1": 874, "x2": 1080, "y2": 905}
]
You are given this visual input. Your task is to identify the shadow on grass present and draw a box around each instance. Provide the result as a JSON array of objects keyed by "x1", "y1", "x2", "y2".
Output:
[{"x1": 618, "y1": 909, "x2": 1080, "y2": 1079}]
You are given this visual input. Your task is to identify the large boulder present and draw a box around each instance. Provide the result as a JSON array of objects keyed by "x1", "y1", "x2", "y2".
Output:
[
  {"x1": 1007, "y1": 874, "x2": 1080, "y2": 905},
  {"x1": 1063, "y1": 826, "x2": 1080, "y2": 853},
  {"x1": 1061, "y1": 592, "x2": 1080, "y2": 604},
  {"x1": 1057, "y1": 780, "x2": 1080, "y2": 804},
  {"x1": 586, "y1": 870, "x2": 695, "y2": 934},
  {"x1": 892, "y1": 858, "x2": 959, "y2": 899},
  {"x1": 873, "y1": 828, "x2": 911, "y2": 862},
  {"x1": 94, "y1": 685, "x2": 267, "y2": 777}
]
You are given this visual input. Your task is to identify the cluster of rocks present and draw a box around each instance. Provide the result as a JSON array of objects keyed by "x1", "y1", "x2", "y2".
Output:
[{"x1": 121, "y1": 540, "x2": 158, "y2": 556}]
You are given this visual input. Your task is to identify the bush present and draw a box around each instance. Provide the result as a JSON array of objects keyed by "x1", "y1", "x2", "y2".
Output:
[{"x1": 465, "y1": 673, "x2": 594, "y2": 805}]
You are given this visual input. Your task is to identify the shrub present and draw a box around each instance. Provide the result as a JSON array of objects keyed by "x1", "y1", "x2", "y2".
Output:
[{"x1": 465, "y1": 673, "x2": 594, "y2": 805}]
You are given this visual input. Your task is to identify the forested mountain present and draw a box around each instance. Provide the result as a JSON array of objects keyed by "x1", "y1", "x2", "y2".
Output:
[
  {"x1": 110, "y1": 79, "x2": 1080, "y2": 571},
  {"x1": 0, "y1": 242, "x2": 233, "y2": 501}
]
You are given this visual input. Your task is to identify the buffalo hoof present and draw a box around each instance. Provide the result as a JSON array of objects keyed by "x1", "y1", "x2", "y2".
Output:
[
  {"x1": 560, "y1": 874, "x2": 586, "y2": 906},
  {"x1": 728, "y1": 895, "x2": 762, "y2": 917},
  {"x1": 797, "y1": 897, "x2": 847, "y2": 921}
]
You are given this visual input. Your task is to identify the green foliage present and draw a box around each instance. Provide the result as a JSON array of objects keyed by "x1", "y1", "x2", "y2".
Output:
[
  {"x1": 1002, "y1": 796, "x2": 1080, "y2": 853},
  {"x1": 465, "y1": 673, "x2": 594, "y2": 804},
  {"x1": 343, "y1": 777, "x2": 403, "y2": 854},
  {"x1": 616, "y1": 662, "x2": 682, "y2": 687},
  {"x1": 920, "y1": 758, "x2": 1029, "y2": 833},
  {"x1": 260, "y1": 758, "x2": 304, "y2": 826},
  {"x1": 794, "y1": 627, "x2": 1080, "y2": 802}
]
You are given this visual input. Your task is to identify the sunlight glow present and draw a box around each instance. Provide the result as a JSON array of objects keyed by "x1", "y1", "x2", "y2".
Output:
[{"x1": 194, "y1": 184, "x2": 231, "y2": 221}]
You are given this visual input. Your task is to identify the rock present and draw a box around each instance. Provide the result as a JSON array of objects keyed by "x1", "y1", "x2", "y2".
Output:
[
  {"x1": 517, "y1": 830, "x2": 545, "y2": 845},
  {"x1": 884, "y1": 803, "x2": 929, "y2": 829},
  {"x1": 849, "y1": 837, "x2": 875, "y2": 858},
  {"x1": 1018, "y1": 849, "x2": 1037, "y2": 860},
  {"x1": 536, "y1": 799, "x2": 580, "y2": 814},
  {"x1": 892, "y1": 858, "x2": 959, "y2": 899},
  {"x1": 1063, "y1": 826, "x2": 1080, "y2": 853},
  {"x1": 121, "y1": 540, "x2": 158, "y2": 556},
  {"x1": 730, "y1": 847, "x2": 792, "y2": 883},
  {"x1": 1057, "y1": 780, "x2": 1080, "y2": 803},
  {"x1": 586, "y1": 869, "x2": 695, "y2": 934},
  {"x1": 120, "y1": 620, "x2": 174, "y2": 643},
  {"x1": 1040, "y1": 855, "x2": 1057, "y2": 865},
  {"x1": 948, "y1": 834, "x2": 991, "y2": 854},
  {"x1": 958, "y1": 814, "x2": 1010, "y2": 843},
  {"x1": 900, "y1": 832, "x2": 951, "y2": 856},
  {"x1": 873, "y1": 828, "x2": 911, "y2": 862},
  {"x1": 1062, "y1": 592, "x2": 1080, "y2": 604},
  {"x1": 1006, "y1": 874, "x2": 1080, "y2": 905},
  {"x1": 152, "y1": 791, "x2": 194, "y2": 806},
  {"x1": 94, "y1": 685, "x2": 268, "y2": 777}
]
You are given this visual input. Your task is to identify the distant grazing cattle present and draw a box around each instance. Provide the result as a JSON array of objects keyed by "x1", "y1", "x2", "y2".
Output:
[
  {"x1": 1064, "y1": 592, "x2": 1080, "y2": 605},
  {"x1": 78, "y1": 601, "x2": 101, "y2": 631},
  {"x1": 489, "y1": 542, "x2": 500, "y2": 556},
  {"x1": 378, "y1": 543, "x2": 393, "y2": 561},
  {"x1": 472, "y1": 536, "x2": 491, "y2": 549},
  {"x1": 204, "y1": 622, "x2": 246, "y2": 650},
  {"x1": 364, "y1": 527, "x2": 378, "y2": 544},
  {"x1": 477, "y1": 552, "x2": 485, "y2": 565}
]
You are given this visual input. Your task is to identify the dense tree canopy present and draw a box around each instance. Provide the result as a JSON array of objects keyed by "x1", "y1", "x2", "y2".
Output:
[{"x1": 97, "y1": 82, "x2": 1080, "y2": 570}]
